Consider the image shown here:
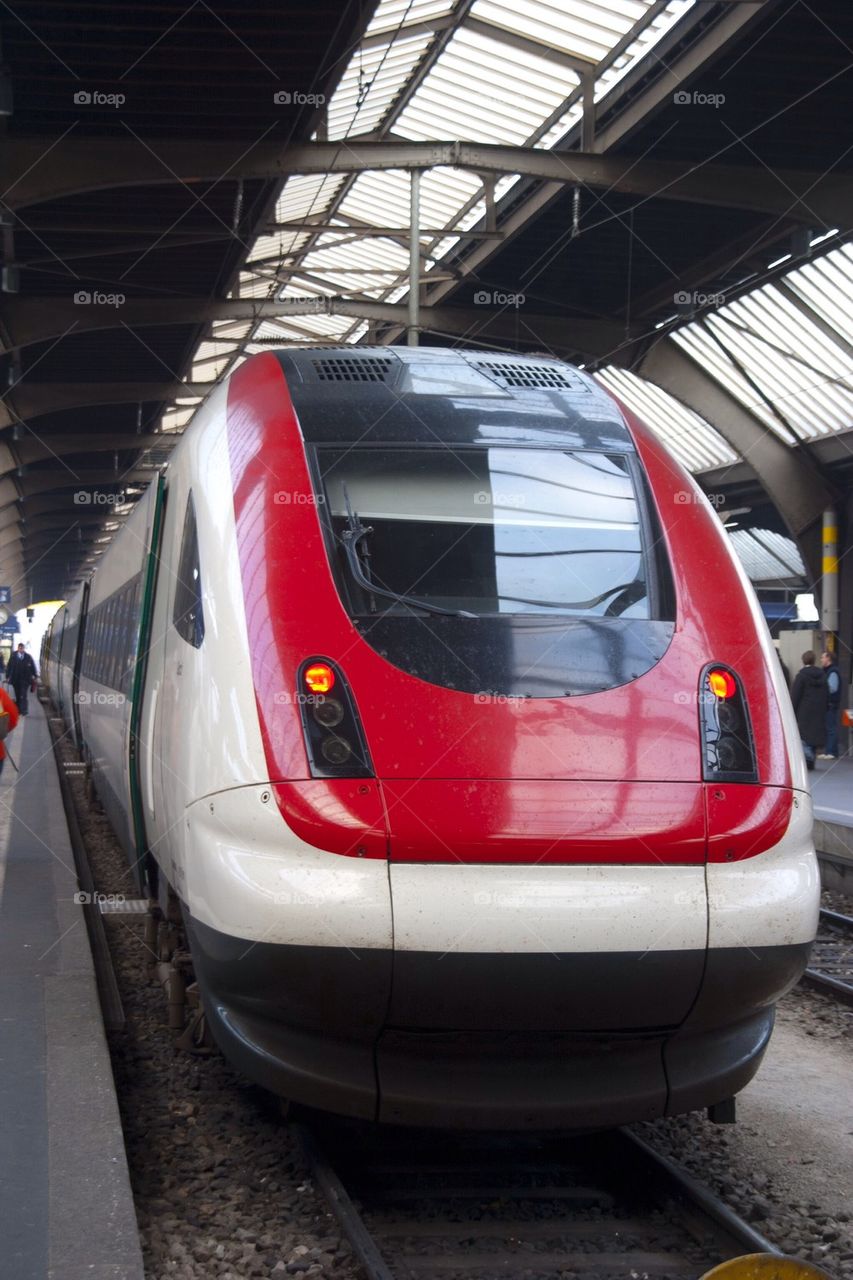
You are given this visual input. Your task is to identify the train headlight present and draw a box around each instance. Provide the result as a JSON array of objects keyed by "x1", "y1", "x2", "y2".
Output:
[
  {"x1": 698, "y1": 663, "x2": 758, "y2": 783},
  {"x1": 296, "y1": 658, "x2": 373, "y2": 779},
  {"x1": 708, "y1": 668, "x2": 736, "y2": 699},
  {"x1": 321, "y1": 735, "x2": 352, "y2": 766},
  {"x1": 304, "y1": 662, "x2": 335, "y2": 694},
  {"x1": 313, "y1": 697, "x2": 344, "y2": 728}
]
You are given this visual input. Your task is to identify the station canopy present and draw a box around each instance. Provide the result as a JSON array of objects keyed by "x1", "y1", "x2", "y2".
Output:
[
  {"x1": 4, "y1": 0, "x2": 853, "y2": 598},
  {"x1": 182, "y1": 0, "x2": 853, "y2": 480}
]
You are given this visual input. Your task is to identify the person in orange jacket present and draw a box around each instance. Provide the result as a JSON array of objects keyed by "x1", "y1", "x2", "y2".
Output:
[{"x1": 0, "y1": 685, "x2": 20, "y2": 776}]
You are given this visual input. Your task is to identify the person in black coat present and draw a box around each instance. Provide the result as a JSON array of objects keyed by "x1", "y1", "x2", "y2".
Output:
[
  {"x1": 6, "y1": 643, "x2": 37, "y2": 715},
  {"x1": 818, "y1": 650, "x2": 842, "y2": 760},
  {"x1": 791, "y1": 650, "x2": 827, "y2": 769}
]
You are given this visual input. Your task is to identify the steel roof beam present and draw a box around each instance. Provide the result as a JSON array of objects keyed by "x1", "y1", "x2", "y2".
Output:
[
  {"x1": 7, "y1": 433, "x2": 168, "y2": 465},
  {"x1": 4, "y1": 139, "x2": 848, "y2": 227},
  {"x1": 7, "y1": 469, "x2": 152, "y2": 501},
  {"x1": 0, "y1": 385, "x2": 213, "y2": 427},
  {"x1": 0, "y1": 495, "x2": 129, "y2": 523},
  {"x1": 0, "y1": 297, "x2": 622, "y2": 354},
  {"x1": 392, "y1": 0, "x2": 786, "y2": 341},
  {"x1": 263, "y1": 219, "x2": 503, "y2": 239}
]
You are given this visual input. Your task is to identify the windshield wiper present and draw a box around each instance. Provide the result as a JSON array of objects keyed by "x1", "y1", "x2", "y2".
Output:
[
  {"x1": 339, "y1": 484, "x2": 474, "y2": 618},
  {"x1": 498, "y1": 579, "x2": 646, "y2": 613}
]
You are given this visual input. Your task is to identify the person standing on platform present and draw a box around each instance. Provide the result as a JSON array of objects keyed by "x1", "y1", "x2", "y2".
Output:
[
  {"x1": 0, "y1": 684, "x2": 19, "y2": 776},
  {"x1": 791, "y1": 650, "x2": 828, "y2": 769},
  {"x1": 6, "y1": 643, "x2": 37, "y2": 716},
  {"x1": 819, "y1": 649, "x2": 842, "y2": 760}
]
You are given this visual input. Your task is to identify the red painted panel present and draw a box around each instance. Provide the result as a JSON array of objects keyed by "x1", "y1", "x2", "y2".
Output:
[
  {"x1": 225, "y1": 355, "x2": 793, "y2": 865},
  {"x1": 381, "y1": 779, "x2": 707, "y2": 865},
  {"x1": 705, "y1": 783, "x2": 793, "y2": 863},
  {"x1": 616, "y1": 398, "x2": 792, "y2": 793},
  {"x1": 272, "y1": 780, "x2": 388, "y2": 859}
]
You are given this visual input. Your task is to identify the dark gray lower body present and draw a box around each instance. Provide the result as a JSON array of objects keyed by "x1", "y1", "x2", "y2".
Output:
[{"x1": 183, "y1": 913, "x2": 809, "y2": 1129}]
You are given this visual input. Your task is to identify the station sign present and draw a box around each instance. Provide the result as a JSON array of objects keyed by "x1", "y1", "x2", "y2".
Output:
[{"x1": 0, "y1": 587, "x2": 11, "y2": 604}]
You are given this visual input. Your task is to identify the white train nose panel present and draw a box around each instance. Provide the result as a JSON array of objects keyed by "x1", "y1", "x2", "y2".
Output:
[
  {"x1": 183, "y1": 786, "x2": 392, "y2": 950},
  {"x1": 386, "y1": 862, "x2": 709, "y2": 1031}
]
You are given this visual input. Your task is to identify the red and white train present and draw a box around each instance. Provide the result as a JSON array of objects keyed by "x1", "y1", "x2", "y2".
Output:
[{"x1": 43, "y1": 346, "x2": 819, "y2": 1128}]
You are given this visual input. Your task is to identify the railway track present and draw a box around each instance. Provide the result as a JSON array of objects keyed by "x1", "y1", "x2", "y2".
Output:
[
  {"x1": 802, "y1": 907, "x2": 853, "y2": 1007},
  {"x1": 297, "y1": 1118, "x2": 778, "y2": 1280}
]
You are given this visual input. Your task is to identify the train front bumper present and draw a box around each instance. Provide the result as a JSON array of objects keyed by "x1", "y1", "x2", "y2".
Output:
[{"x1": 179, "y1": 784, "x2": 817, "y2": 1127}]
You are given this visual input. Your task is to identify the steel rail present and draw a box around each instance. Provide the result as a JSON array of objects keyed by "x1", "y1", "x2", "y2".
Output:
[{"x1": 297, "y1": 1118, "x2": 778, "y2": 1279}]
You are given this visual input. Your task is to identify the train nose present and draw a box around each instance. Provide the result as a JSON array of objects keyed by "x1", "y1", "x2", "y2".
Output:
[
  {"x1": 380, "y1": 777, "x2": 706, "y2": 866},
  {"x1": 380, "y1": 777, "x2": 709, "y2": 1033}
]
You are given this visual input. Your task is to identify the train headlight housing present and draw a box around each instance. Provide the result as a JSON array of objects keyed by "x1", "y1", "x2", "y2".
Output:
[
  {"x1": 297, "y1": 657, "x2": 373, "y2": 778},
  {"x1": 313, "y1": 697, "x2": 345, "y2": 728},
  {"x1": 321, "y1": 735, "x2": 352, "y2": 766},
  {"x1": 699, "y1": 663, "x2": 758, "y2": 783}
]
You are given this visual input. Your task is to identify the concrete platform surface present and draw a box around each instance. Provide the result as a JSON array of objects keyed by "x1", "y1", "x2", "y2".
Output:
[
  {"x1": 0, "y1": 700, "x2": 144, "y2": 1280},
  {"x1": 810, "y1": 753, "x2": 853, "y2": 829}
]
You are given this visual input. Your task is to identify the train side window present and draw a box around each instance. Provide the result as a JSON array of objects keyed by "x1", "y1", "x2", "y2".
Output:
[{"x1": 173, "y1": 494, "x2": 205, "y2": 648}]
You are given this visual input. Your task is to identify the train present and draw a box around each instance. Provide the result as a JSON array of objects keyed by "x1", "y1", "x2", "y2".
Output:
[{"x1": 42, "y1": 346, "x2": 820, "y2": 1129}]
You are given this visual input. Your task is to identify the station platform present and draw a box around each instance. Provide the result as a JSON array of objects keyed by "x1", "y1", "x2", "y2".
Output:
[
  {"x1": 808, "y1": 754, "x2": 853, "y2": 891},
  {"x1": 0, "y1": 698, "x2": 144, "y2": 1279}
]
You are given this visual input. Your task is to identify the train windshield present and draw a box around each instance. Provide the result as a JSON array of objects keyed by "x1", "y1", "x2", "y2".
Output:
[{"x1": 318, "y1": 447, "x2": 652, "y2": 619}]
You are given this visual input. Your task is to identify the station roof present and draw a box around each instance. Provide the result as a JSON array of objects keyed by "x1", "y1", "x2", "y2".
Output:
[
  {"x1": 1, "y1": 0, "x2": 852, "y2": 600},
  {"x1": 728, "y1": 528, "x2": 806, "y2": 591}
]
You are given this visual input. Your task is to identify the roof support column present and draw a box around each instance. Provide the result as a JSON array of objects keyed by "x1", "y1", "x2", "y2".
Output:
[
  {"x1": 581, "y1": 70, "x2": 595, "y2": 151},
  {"x1": 408, "y1": 169, "x2": 422, "y2": 348}
]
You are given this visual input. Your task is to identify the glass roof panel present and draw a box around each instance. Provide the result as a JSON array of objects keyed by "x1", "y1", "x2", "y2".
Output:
[
  {"x1": 469, "y1": 0, "x2": 648, "y2": 63},
  {"x1": 728, "y1": 529, "x2": 805, "y2": 586},
  {"x1": 596, "y1": 366, "x2": 738, "y2": 471},
  {"x1": 672, "y1": 250, "x2": 853, "y2": 445},
  {"x1": 784, "y1": 244, "x2": 853, "y2": 346},
  {"x1": 395, "y1": 26, "x2": 578, "y2": 145},
  {"x1": 327, "y1": 32, "x2": 435, "y2": 139},
  {"x1": 365, "y1": 0, "x2": 455, "y2": 36}
]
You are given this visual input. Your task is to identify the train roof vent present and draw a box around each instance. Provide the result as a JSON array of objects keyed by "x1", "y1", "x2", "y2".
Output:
[
  {"x1": 312, "y1": 356, "x2": 394, "y2": 383},
  {"x1": 476, "y1": 360, "x2": 580, "y2": 390}
]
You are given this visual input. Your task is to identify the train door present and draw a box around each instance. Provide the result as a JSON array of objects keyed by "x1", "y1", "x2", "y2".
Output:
[
  {"x1": 70, "y1": 582, "x2": 89, "y2": 752},
  {"x1": 153, "y1": 475, "x2": 205, "y2": 905},
  {"x1": 139, "y1": 480, "x2": 173, "y2": 885},
  {"x1": 127, "y1": 480, "x2": 164, "y2": 886}
]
